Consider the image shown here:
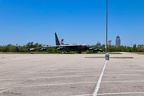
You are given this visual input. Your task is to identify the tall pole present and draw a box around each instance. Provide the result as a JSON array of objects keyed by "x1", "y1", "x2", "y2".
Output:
[
  {"x1": 105, "y1": 0, "x2": 109, "y2": 60},
  {"x1": 106, "y1": 0, "x2": 108, "y2": 53}
]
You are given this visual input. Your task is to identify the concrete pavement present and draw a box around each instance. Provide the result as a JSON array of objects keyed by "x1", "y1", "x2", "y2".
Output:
[{"x1": 0, "y1": 53, "x2": 144, "y2": 96}]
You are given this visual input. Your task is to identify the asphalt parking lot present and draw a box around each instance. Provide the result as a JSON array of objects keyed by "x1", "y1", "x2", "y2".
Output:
[{"x1": 0, "y1": 53, "x2": 144, "y2": 96}]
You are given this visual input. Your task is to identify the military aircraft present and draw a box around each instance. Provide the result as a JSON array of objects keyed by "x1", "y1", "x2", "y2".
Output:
[
  {"x1": 27, "y1": 44, "x2": 47, "y2": 52},
  {"x1": 54, "y1": 32, "x2": 98, "y2": 53},
  {"x1": 27, "y1": 32, "x2": 103, "y2": 53}
]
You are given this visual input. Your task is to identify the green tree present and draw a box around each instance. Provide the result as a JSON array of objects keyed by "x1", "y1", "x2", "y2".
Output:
[{"x1": 132, "y1": 44, "x2": 137, "y2": 52}]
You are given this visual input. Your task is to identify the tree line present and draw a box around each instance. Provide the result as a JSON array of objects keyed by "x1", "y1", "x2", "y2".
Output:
[
  {"x1": 0, "y1": 42, "x2": 144, "y2": 53},
  {"x1": 92, "y1": 44, "x2": 144, "y2": 52}
]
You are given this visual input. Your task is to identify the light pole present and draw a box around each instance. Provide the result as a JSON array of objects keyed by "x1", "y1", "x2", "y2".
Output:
[
  {"x1": 105, "y1": 0, "x2": 109, "y2": 60},
  {"x1": 106, "y1": 0, "x2": 108, "y2": 53}
]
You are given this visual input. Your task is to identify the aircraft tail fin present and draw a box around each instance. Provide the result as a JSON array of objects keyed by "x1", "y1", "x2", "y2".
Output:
[
  {"x1": 60, "y1": 39, "x2": 64, "y2": 45},
  {"x1": 55, "y1": 32, "x2": 60, "y2": 45}
]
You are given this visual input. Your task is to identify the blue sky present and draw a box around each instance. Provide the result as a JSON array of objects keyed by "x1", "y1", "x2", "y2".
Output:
[{"x1": 0, "y1": 0, "x2": 144, "y2": 46}]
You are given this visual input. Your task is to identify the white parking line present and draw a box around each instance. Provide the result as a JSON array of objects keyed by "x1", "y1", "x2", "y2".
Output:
[
  {"x1": 71, "y1": 94, "x2": 92, "y2": 96},
  {"x1": 102, "y1": 80, "x2": 144, "y2": 83},
  {"x1": 21, "y1": 82, "x2": 96, "y2": 87},
  {"x1": 103, "y1": 73, "x2": 143, "y2": 76},
  {"x1": 0, "y1": 82, "x2": 96, "y2": 94},
  {"x1": 93, "y1": 60, "x2": 108, "y2": 96},
  {"x1": 72, "y1": 91, "x2": 144, "y2": 96},
  {"x1": 98, "y1": 92, "x2": 144, "y2": 95},
  {"x1": 0, "y1": 75, "x2": 99, "y2": 81},
  {"x1": 31, "y1": 75, "x2": 99, "y2": 79}
]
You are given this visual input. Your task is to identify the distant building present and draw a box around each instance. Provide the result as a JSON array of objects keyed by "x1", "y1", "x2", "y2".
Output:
[
  {"x1": 96, "y1": 41, "x2": 101, "y2": 46},
  {"x1": 116, "y1": 36, "x2": 121, "y2": 46}
]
